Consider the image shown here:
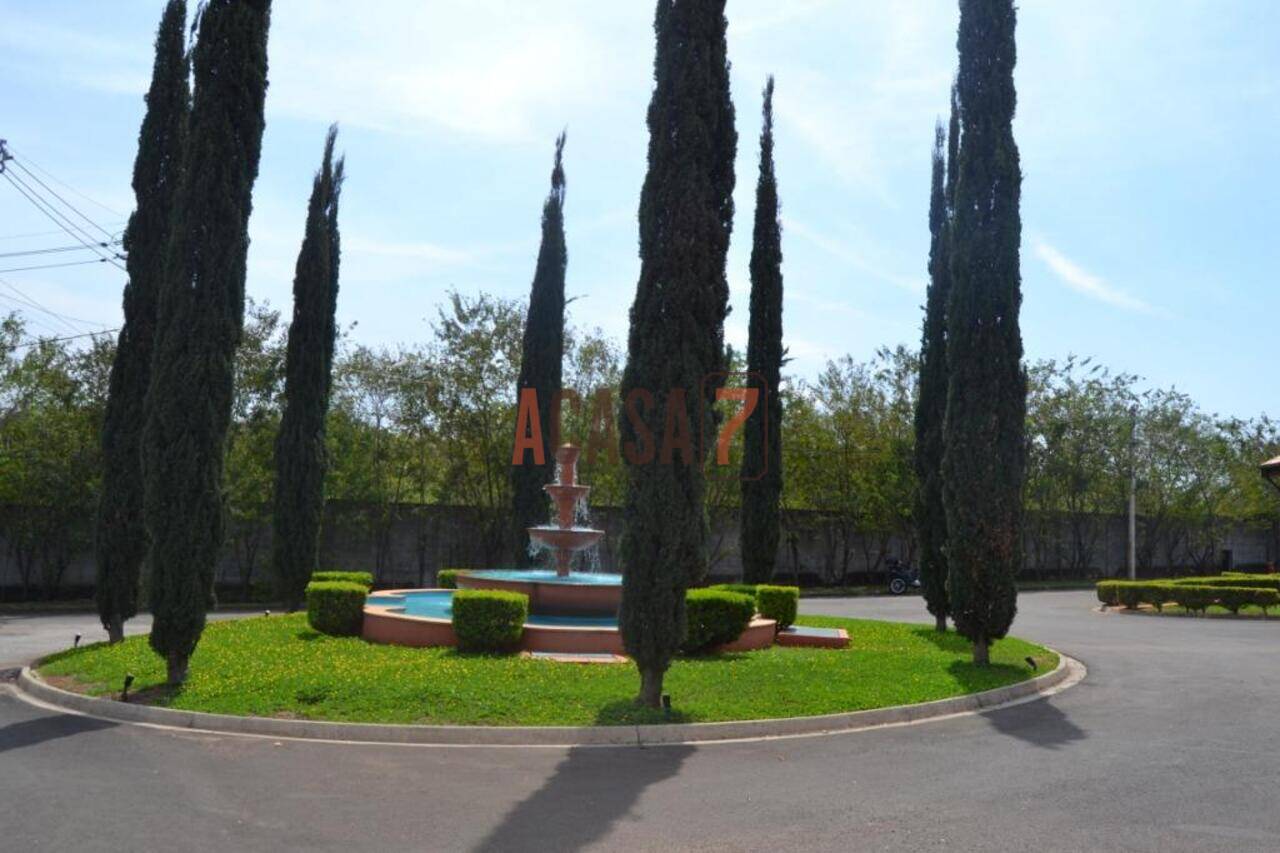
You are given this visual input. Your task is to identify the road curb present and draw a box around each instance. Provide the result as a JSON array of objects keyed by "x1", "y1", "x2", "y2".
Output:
[{"x1": 16, "y1": 651, "x2": 1080, "y2": 747}]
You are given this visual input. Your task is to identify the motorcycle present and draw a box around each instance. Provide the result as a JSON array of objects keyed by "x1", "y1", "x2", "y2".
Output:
[{"x1": 885, "y1": 558, "x2": 921, "y2": 595}]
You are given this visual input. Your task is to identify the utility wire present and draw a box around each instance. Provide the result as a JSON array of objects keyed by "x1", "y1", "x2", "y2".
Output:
[
  {"x1": 3, "y1": 327, "x2": 120, "y2": 351},
  {"x1": 0, "y1": 276, "x2": 107, "y2": 331},
  {"x1": 5, "y1": 145, "x2": 125, "y2": 219},
  {"x1": 0, "y1": 225, "x2": 125, "y2": 242},
  {"x1": 2, "y1": 171, "x2": 127, "y2": 271},
  {"x1": 0, "y1": 258, "x2": 117, "y2": 275},
  {"x1": 0, "y1": 241, "x2": 120, "y2": 260},
  {"x1": 8, "y1": 158, "x2": 118, "y2": 241}
]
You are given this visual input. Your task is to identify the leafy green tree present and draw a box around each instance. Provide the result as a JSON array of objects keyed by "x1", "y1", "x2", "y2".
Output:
[
  {"x1": 511, "y1": 133, "x2": 567, "y2": 564},
  {"x1": 740, "y1": 76, "x2": 785, "y2": 584},
  {"x1": 914, "y1": 115, "x2": 951, "y2": 631},
  {"x1": 273, "y1": 126, "x2": 345, "y2": 609},
  {"x1": 96, "y1": 0, "x2": 189, "y2": 642},
  {"x1": 620, "y1": 0, "x2": 736, "y2": 708},
  {"x1": 226, "y1": 300, "x2": 285, "y2": 600},
  {"x1": 942, "y1": 0, "x2": 1025, "y2": 665},
  {"x1": 144, "y1": 0, "x2": 272, "y2": 685}
]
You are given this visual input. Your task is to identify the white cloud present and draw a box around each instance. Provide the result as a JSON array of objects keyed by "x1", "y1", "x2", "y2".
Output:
[{"x1": 1033, "y1": 238, "x2": 1162, "y2": 316}]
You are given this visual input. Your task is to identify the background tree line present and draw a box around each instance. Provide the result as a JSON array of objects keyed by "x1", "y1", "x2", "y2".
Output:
[{"x1": 1, "y1": 301, "x2": 1274, "y2": 601}]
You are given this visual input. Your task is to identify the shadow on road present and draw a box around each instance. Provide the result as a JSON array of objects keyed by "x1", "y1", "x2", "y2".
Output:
[
  {"x1": 473, "y1": 743, "x2": 694, "y2": 852},
  {"x1": 979, "y1": 698, "x2": 1086, "y2": 750},
  {"x1": 0, "y1": 707, "x2": 117, "y2": 754}
]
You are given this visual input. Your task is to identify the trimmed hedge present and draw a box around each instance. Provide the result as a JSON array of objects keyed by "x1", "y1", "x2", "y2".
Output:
[
  {"x1": 305, "y1": 581, "x2": 366, "y2": 636},
  {"x1": 683, "y1": 589, "x2": 755, "y2": 654},
  {"x1": 310, "y1": 571, "x2": 374, "y2": 589},
  {"x1": 436, "y1": 569, "x2": 464, "y2": 589},
  {"x1": 711, "y1": 583, "x2": 759, "y2": 598},
  {"x1": 451, "y1": 589, "x2": 527, "y2": 652},
  {"x1": 755, "y1": 585, "x2": 799, "y2": 629},
  {"x1": 1094, "y1": 579, "x2": 1278, "y2": 616}
]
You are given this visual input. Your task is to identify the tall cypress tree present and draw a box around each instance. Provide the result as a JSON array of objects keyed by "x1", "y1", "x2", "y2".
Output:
[
  {"x1": 144, "y1": 0, "x2": 272, "y2": 685},
  {"x1": 740, "y1": 76, "x2": 783, "y2": 585},
  {"x1": 620, "y1": 0, "x2": 735, "y2": 708},
  {"x1": 914, "y1": 109, "x2": 953, "y2": 633},
  {"x1": 272, "y1": 125, "x2": 344, "y2": 610},
  {"x1": 511, "y1": 133, "x2": 567, "y2": 564},
  {"x1": 942, "y1": 0, "x2": 1024, "y2": 665},
  {"x1": 95, "y1": 0, "x2": 189, "y2": 644}
]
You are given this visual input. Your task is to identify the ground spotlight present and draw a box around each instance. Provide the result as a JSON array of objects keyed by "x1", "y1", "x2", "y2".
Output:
[{"x1": 1025, "y1": 656, "x2": 1037, "y2": 670}]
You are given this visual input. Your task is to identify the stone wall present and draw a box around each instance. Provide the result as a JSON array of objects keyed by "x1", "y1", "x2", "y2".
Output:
[{"x1": 1, "y1": 502, "x2": 1276, "y2": 597}]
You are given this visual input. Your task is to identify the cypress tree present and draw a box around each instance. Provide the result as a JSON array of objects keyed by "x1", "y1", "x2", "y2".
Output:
[
  {"x1": 740, "y1": 76, "x2": 783, "y2": 585},
  {"x1": 942, "y1": 0, "x2": 1024, "y2": 665},
  {"x1": 511, "y1": 133, "x2": 567, "y2": 564},
  {"x1": 272, "y1": 125, "x2": 344, "y2": 610},
  {"x1": 144, "y1": 0, "x2": 272, "y2": 685},
  {"x1": 96, "y1": 0, "x2": 189, "y2": 644},
  {"x1": 914, "y1": 106, "x2": 954, "y2": 633},
  {"x1": 620, "y1": 0, "x2": 735, "y2": 708}
]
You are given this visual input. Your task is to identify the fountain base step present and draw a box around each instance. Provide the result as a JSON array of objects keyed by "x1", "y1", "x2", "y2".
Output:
[{"x1": 456, "y1": 569, "x2": 622, "y2": 617}]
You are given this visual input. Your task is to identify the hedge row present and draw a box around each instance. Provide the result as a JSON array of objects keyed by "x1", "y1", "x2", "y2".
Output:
[
  {"x1": 436, "y1": 569, "x2": 464, "y2": 589},
  {"x1": 683, "y1": 590, "x2": 755, "y2": 654},
  {"x1": 305, "y1": 581, "x2": 367, "y2": 636},
  {"x1": 310, "y1": 571, "x2": 374, "y2": 589},
  {"x1": 709, "y1": 583, "x2": 800, "y2": 629},
  {"x1": 451, "y1": 589, "x2": 527, "y2": 652},
  {"x1": 1096, "y1": 580, "x2": 1279, "y2": 615}
]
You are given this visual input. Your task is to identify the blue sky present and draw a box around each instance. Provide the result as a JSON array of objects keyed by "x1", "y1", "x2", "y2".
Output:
[{"x1": 1, "y1": 1, "x2": 1276, "y2": 419}]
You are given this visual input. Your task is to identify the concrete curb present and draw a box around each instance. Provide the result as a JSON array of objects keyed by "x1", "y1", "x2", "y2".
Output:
[{"x1": 16, "y1": 651, "x2": 1080, "y2": 747}]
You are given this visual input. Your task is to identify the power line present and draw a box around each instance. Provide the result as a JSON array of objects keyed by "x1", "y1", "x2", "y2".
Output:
[
  {"x1": 0, "y1": 225, "x2": 126, "y2": 242},
  {"x1": 3, "y1": 327, "x2": 120, "y2": 351},
  {"x1": 0, "y1": 241, "x2": 120, "y2": 260},
  {"x1": 8, "y1": 158, "x2": 118, "y2": 241},
  {"x1": 4, "y1": 145, "x2": 125, "y2": 219},
  {"x1": 0, "y1": 276, "x2": 107, "y2": 332},
  {"x1": 1, "y1": 171, "x2": 127, "y2": 271},
  {"x1": 0, "y1": 258, "x2": 118, "y2": 275}
]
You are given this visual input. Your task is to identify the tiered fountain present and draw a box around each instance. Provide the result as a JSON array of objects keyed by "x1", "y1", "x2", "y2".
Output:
[
  {"x1": 361, "y1": 443, "x2": 781, "y2": 654},
  {"x1": 454, "y1": 444, "x2": 622, "y2": 617}
]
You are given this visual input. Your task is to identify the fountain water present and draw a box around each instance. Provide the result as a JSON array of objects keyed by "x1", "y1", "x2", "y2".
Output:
[{"x1": 528, "y1": 444, "x2": 604, "y2": 577}]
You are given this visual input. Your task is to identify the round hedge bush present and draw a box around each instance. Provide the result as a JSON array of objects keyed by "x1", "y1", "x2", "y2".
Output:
[
  {"x1": 682, "y1": 589, "x2": 755, "y2": 654},
  {"x1": 451, "y1": 589, "x2": 527, "y2": 652},
  {"x1": 755, "y1": 585, "x2": 799, "y2": 629},
  {"x1": 305, "y1": 581, "x2": 367, "y2": 636},
  {"x1": 436, "y1": 569, "x2": 464, "y2": 589},
  {"x1": 310, "y1": 570, "x2": 374, "y2": 589}
]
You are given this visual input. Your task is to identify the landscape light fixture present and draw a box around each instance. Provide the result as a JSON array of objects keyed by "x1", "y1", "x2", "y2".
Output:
[
  {"x1": 1263, "y1": 456, "x2": 1280, "y2": 495},
  {"x1": 121, "y1": 673, "x2": 135, "y2": 702},
  {"x1": 662, "y1": 694, "x2": 672, "y2": 711},
  {"x1": 73, "y1": 633, "x2": 81, "y2": 648}
]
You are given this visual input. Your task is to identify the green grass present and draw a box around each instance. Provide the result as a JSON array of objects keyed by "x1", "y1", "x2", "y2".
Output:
[{"x1": 38, "y1": 614, "x2": 1056, "y2": 727}]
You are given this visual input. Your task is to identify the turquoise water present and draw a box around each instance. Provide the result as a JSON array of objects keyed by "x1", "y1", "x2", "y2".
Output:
[
  {"x1": 366, "y1": 590, "x2": 618, "y2": 628},
  {"x1": 465, "y1": 569, "x2": 622, "y2": 586}
]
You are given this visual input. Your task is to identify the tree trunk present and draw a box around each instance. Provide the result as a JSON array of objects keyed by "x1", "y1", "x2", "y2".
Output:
[
  {"x1": 638, "y1": 666, "x2": 664, "y2": 709},
  {"x1": 107, "y1": 616, "x2": 125, "y2": 645},
  {"x1": 166, "y1": 653, "x2": 189, "y2": 686},
  {"x1": 935, "y1": 613, "x2": 947, "y2": 633},
  {"x1": 972, "y1": 636, "x2": 990, "y2": 666}
]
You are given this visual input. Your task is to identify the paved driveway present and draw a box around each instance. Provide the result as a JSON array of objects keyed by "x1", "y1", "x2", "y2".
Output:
[{"x1": 2, "y1": 591, "x2": 1278, "y2": 852}]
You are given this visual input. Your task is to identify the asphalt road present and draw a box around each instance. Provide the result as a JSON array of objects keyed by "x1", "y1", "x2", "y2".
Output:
[{"x1": 3, "y1": 591, "x2": 1278, "y2": 852}]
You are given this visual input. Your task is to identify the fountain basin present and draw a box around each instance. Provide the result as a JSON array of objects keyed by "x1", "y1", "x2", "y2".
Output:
[
  {"x1": 456, "y1": 569, "x2": 621, "y2": 617},
  {"x1": 361, "y1": 588, "x2": 777, "y2": 655}
]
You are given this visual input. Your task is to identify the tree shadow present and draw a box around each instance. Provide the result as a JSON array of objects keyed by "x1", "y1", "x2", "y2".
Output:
[
  {"x1": 0, "y1": 712, "x2": 116, "y2": 754},
  {"x1": 473, "y1": 742, "x2": 695, "y2": 853},
  {"x1": 978, "y1": 696, "x2": 1087, "y2": 750}
]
